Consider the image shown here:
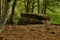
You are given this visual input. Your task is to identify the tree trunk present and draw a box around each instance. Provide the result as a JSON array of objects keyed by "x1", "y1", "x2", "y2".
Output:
[
  {"x1": 0, "y1": 0, "x2": 1, "y2": 20},
  {"x1": 31, "y1": 0, "x2": 35, "y2": 13},
  {"x1": 42, "y1": 0, "x2": 47, "y2": 14},
  {"x1": 2, "y1": 0, "x2": 11, "y2": 25},
  {"x1": 23, "y1": 0, "x2": 27, "y2": 12},
  {"x1": 26, "y1": 0, "x2": 30, "y2": 13},
  {"x1": 9, "y1": 0, "x2": 17, "y2": 24},
  {"x1": 38, "y1": 0, "x2": 40, "y2": 14},
  {"x1": 0, "y1": 0, "x2": 2, "y2": 26},
  {"x1": 42, "y1": 0, "x2": 50, "y2": 27}
]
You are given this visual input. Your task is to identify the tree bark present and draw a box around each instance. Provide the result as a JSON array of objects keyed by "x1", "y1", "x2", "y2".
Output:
[
  {"x1": 0, "y1": 0, "x2": 1, "y2": 14},
  {"x1": 23, "y1": 0, "x2": 27, "y2": 12},
  {"x1": 31, "y1": 0, "x2": 35, "y2": 13},
  {"x1": 9, "y1": 0, "x2": 17, "y2": 24},
  {"x1": 2, "y1": 0, "x2": 11, "y2": 25},
  {"x1": 42, "y1": 0, "x2": 47, "y2": 14},
  {"x1": 0, "y1": 0, "x2": 1, "y2": 19},
  {"x1": 26, "y1": 0, "x2": 30, "y2": 13},
  {"x1": 38, "y1": 0, "x2": 40, "y2": 14}
]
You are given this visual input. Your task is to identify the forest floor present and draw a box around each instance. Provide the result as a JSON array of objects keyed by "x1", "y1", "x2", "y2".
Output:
[{"x1": 0, "y1": 24, "x2": 60, "y2": 40}]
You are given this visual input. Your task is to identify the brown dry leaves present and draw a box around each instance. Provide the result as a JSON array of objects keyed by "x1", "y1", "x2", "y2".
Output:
[{"x1": 0, "y1": 24, "x2": 60, "y2": 40}]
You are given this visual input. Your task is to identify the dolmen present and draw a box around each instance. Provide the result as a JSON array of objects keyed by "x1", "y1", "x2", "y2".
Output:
[{"x1": 18, "y1": 12, "x2": 50, "y2": 25}]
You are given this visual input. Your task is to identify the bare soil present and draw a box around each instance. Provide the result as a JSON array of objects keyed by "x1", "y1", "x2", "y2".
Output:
[{"x1": 0, "y1": 24, "x2": 60, "y2": 40}]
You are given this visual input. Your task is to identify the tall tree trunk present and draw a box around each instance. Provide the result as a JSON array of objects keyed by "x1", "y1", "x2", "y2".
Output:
[
  {"x1": 23, "y1": 0, "x2": 27, "y2": 12},
  {"x1": 9, "y1": 0, "x2": 17, "y2": 24},
  {"x1": 0, "y1": 0, "x2": 1, "y2": 14},
  {"x1": 31, "y1": 0, "x2": 35, "y2": 13},
  {"x1": 0, "y1": 0, "x2": 1, "y2": 20},
  {"x1": 42, "y1": 0, "x2": 50, "y2": 27},
  {"x1": 26, "y1": 0, "x2": 30, "y2": 13},
  {"x1": 2, "y1": 0, "x2": 11, "y2": 25},
  {"x1": 38, "y1": 0, "x2": 40, "y2": 14},
  {"x1": 42, "y1": 0, "x2": 47, "y2": 14}
]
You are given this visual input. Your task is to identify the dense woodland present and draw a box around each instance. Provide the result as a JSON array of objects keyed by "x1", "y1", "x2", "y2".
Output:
[{"x1": 0, "y1": 0, "x2": 60, "y2": 26}]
